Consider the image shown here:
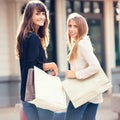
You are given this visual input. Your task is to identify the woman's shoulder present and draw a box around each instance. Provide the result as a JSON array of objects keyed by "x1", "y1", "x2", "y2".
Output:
[
  {"x1": 78, "y1": 36, "x2": 93, "y2": 51},
  {"x1": 25, "y1": 32, "x2": 39, "y2": 39},
  {"x1": 25, "y1": 32, "x2": 40, "y2": 44},
  {"x1": 78, "y1": 36, "x2": 90, "y2": 44}
]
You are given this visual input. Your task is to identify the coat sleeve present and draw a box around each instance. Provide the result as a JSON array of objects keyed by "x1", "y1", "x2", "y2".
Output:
[{"x1": 75, "y1": 39, "x2": 101, "y2": 79}]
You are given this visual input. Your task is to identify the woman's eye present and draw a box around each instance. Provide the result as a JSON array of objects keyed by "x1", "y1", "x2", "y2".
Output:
[
  {"x1": 74, "y1": 25, "x2": 78, "y2": 28},
  {"x1": 68, "y1": 24, "x2": 72, "y2": 28},
  {"x1": 41, "y1": 12, "x2": 45, "y2": 15},
  {"x1": 35, "y1": 12, "x2": 39, "y2": 15}
]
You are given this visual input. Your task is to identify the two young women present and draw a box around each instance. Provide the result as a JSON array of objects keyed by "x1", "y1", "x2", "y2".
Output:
[{"x1": 16, "y1": 0, "x2": 103, "y2": 120}]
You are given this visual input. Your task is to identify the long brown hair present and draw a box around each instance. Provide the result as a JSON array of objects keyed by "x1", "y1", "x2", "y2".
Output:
[
  {"x1": 67, "y1": 13, "x2": 88, "y2": 62},
  {"x1": 16, "y1": 0, "x2": 50, "y2": 58}
]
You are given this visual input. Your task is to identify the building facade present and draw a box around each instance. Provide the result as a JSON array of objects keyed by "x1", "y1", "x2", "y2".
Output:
[{"x1": 0, "y1": 0, "x2": 119, "y2": 106}]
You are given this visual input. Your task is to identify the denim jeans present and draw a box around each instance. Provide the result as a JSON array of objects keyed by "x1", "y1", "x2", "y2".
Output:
[
  {"x1": 22, "y1": 101, "x2": 54, "y2": 120},
  {"x1": 53, "y1": 112, "x2": 66, "y2": 120},
  {"x1": 65, "y1": 101, "x2": 98, "y2": 120}
]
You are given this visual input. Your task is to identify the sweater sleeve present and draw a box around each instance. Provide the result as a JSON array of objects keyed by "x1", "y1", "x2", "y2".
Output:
[{"x1": 75, "y1": 39, "x2": 101, "y2": 79}]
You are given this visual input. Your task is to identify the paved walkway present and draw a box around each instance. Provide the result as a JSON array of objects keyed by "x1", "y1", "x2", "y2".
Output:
[
  {"x1": 96, "y1": 93, "x2": 118, "y2": 120},
  {"x1": 0, "y1": 93, "x2": 119, "y2": 120}
]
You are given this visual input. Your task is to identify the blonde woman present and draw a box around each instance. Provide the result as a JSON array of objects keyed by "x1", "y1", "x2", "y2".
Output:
[{"x1": 65, "y1": 13, "x2": 103, "y2": 120}]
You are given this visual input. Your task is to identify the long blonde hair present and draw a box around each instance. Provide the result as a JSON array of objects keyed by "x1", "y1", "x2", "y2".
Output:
[
  {"x1": 67, "y1": 13, "x2": 88, "y2": 62},
  {"x1": 16, "y1": 0, "x2": 50, "y2": 58}
]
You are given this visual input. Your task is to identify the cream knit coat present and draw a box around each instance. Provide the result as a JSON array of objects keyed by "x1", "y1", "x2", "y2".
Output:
[{"x1": 70, "y1": 36, "x2": 103, "y2": 104}]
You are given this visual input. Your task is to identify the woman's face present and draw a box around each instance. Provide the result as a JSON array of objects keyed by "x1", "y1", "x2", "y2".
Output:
[
  {"x1": 32, "y1": 9, "x2": 46, "y2": 29},
  {"x1": 68, "y1": 19, "x2": 78, "y2": 40}
]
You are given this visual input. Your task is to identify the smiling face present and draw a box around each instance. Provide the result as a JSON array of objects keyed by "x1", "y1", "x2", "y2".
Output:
[
  {"x1": 67, "y1": 13, "x2": 88, "y2": 42},
  {"x1": 68, "y1": 19, "x2": 78, "y2": 40},
  {"x1": 32, "y1": 9, "x2": 46, "y2": 29}
]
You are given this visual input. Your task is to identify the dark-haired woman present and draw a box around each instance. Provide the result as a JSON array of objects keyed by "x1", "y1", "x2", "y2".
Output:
[{"x1": 16, "y1": 1, "x2": 58, "y2": 120}]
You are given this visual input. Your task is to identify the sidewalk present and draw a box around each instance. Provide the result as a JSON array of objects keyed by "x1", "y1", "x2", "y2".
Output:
[
  {"x1": 97, "y1": 93, "x2": 118, "y2": 120},
  {"x1": 0, "y1": 93, "x2": 118, "y2": 120}
]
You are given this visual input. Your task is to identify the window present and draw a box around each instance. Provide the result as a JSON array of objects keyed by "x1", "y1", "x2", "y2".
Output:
[
  {"x1": 84, "y1": 2, "x2": 90, "y2": 13},
  {"x1": 114, "y1": 2, "x2": 120, "y2": 65}
]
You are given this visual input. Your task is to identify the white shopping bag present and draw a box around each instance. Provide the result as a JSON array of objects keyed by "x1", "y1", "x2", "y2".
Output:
[{"x1": 30, "y1": 66, "x2": 67, "y2": 112}]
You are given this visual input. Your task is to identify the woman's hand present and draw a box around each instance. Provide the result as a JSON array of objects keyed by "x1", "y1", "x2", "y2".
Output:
[
  {"x1": 65, "y1": 70, "x2": 76, "y2": 78},
  {"x1": 43, "y1": 62, "x2": 58, "y2": 76},
  {"x1": 50, "y1": 62, "x2": 58, "y2": 76}
]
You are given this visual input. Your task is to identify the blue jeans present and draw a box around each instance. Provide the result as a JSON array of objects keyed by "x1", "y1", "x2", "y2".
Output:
[
  {"x1": 22, "y1": 101, "x2": 54, "y2": 120},
  {"x1": 53, "y1": 112, "x2": 66, "y2": 120},
  {"x1": 65, "y1": 101, "x2": 98, "y2": 120}
]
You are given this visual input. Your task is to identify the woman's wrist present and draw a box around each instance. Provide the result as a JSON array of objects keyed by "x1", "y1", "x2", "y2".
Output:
[
  {"x1": 66, "y1": 70, "x2": 76, "y2": 78},
  {"x1": 43, "y1": 62, "x2": 58, "y2": 72}
]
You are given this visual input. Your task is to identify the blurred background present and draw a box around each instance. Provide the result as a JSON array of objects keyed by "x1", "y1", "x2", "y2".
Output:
[{"x1": 0, "y1": 0, "x2": 120, "y2": 119}]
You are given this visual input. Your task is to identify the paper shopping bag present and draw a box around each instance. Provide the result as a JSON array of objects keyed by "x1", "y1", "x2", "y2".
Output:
[{"x1": 28, "y1": 66, "x2": 67, "y2": 112}]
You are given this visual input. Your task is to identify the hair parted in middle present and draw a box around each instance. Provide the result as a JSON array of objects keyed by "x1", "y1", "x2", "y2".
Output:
[{"x1": 67, "y1": 13, "x2": 89, "y2": 62}]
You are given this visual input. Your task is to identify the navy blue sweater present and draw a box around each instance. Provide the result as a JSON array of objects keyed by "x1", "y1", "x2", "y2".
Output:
[{"x1": 20, "y1": 32, "x2": 46, "y2": 101}]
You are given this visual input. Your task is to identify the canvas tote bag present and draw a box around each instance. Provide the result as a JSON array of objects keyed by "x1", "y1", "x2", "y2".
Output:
[
  {"x1": 62, "y1": 68, "x2": 112, "y2": 108},
  {"x1": 25, "y1": 66, "x2": 67, "y2": 112}
]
